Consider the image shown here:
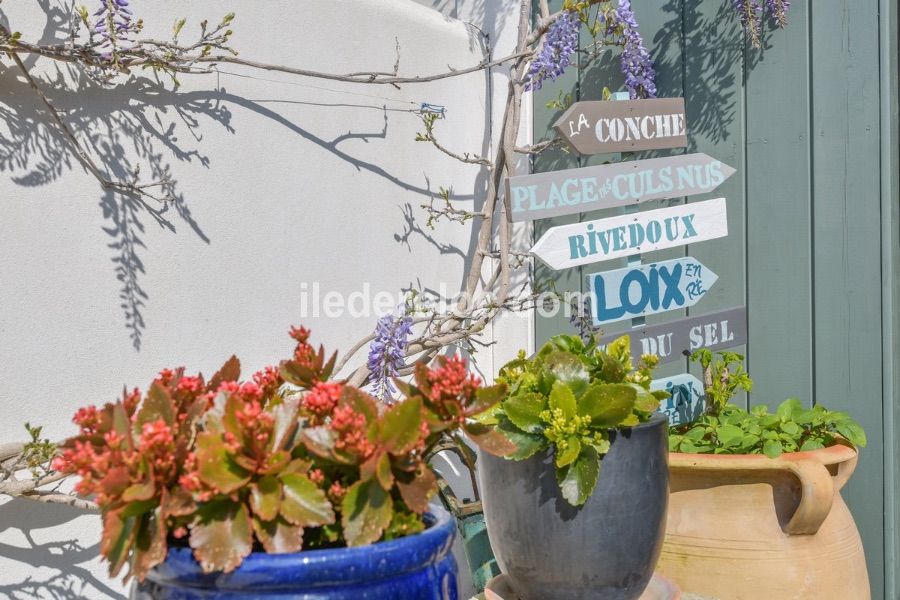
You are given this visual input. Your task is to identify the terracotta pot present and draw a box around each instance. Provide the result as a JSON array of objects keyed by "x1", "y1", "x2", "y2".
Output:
[{"x1": 657, "y1": 443, "x2": 869, "y2": 599}]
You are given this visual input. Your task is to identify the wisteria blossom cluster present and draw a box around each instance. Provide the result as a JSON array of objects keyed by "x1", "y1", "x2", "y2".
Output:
[
  {"x1": 614, "y1": 0, "x2": 657, "y2": 99},
  {"x1": 366, "y1": 314, "x2": 413, "y2": 402},
  {"x1": 732, "y1": 0, "x2": 791, "y2": 48},
  {"x1": 53, "y1": 327, "x2": 512, "y2": 582},
  {"x1": 89, "y1": 0, "x2": 140, "y2": 61},
  {"x1": 525, "y1": 3, "x2": 658, "y2": 100},
  {"x1": 525, "y1": 9, "x2": 581, "y2": 92}
]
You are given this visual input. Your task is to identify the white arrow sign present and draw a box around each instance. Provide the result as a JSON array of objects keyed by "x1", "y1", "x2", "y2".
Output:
[
  {"x1": 530, "y1": 197, "x2": 729, "y2": 270},
  {"x1": 586, "y1": 257, "x2": 718, "y2": 326}
]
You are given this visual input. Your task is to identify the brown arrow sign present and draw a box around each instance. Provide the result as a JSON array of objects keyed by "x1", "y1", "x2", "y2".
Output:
[
  {"x1": 553, "y1": 97, "x2": 688, "y2": 155},
  {"x1": 506, "y1": 153, "x2": 735, "y2": 222}
]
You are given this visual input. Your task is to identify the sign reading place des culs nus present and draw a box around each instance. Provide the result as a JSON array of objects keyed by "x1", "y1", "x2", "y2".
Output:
[{"x1": 506, "y1": 153, "x2": 735, "y2": 222}]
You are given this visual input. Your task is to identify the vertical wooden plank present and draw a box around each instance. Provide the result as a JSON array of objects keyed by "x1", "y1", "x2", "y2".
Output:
[
  {"x1": 533, "y1": 0, "x2": 582, "y2": 347},
  {"x1": 880, "y1": 0, "x2": 900, "y2": 595},
  {"x1": 811, "y1": 0, "x2": 884, "y2": 595},
  {"x1": 678, "y1": 1, "x2": 748, "y2": 404},
  {"x1": 744, "y1": 4, "x2": 814, "y2": 409}
]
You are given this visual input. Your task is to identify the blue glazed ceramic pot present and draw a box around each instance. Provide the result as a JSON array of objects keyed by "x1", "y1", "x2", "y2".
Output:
[{"x1": 133, "y1": 508, "x2": 458, "y2": 600}]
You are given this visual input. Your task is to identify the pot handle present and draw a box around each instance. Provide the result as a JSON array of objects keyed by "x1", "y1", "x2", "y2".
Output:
[{"x1": 781, "y1": 457, "x2": 834, "y2": 535}]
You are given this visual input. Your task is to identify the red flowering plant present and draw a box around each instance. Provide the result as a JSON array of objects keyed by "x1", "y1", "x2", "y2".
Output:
[{"x1": 53, "y1": 327, "x2": 512, "y2": 582}]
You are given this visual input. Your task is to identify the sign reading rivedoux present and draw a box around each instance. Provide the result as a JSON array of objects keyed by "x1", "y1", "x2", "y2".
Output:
[
  {"x1": 586, "y1": 257, "x2": 717, "y2": 326},
  {"x1": 530, "y1": 197, "x2": 728, "y2": 270},
  {"x1": 506, "y1": 153, "x2": 735, "y2": 222},
  {"x1": 598, "y1": 306, "x2": 747, "y2": 366},
  {"x1": 553, "y1": 97, "x2": 688, "y2": 155}
]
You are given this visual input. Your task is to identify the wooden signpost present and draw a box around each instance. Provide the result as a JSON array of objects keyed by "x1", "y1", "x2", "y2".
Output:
[
  {"x1": 530, "y1": 197, "x2": 728, "y2": 270},
  {"x1": 651, "y1": 374, "x2": 706, "y2": 426},
  {"x1": 598, "y1": 306, "x2": 747, "y2": 365},
  {"x1": 586, "y1": 257, "x2": 718, "y2": 326},
  {"x1": 507, "y1": 153, "x2": 735, "y2": 222},
  {"x1": 553, "y1": 98, "x2": 688, "y2": 155}
]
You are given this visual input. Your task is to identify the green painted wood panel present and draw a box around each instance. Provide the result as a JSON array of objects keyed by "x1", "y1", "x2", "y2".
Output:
[
  {"x1": 810, "y1": 0, "x2": 884, "y2": 591},
  {"x1": 532, "y1": 1, "x2": 898, "y2": 597},
  {"x1": 880, "y1": 0, "x2": 900, "y2": 595}
]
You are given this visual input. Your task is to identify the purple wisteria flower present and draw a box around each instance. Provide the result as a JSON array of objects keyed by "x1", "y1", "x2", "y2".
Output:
[
  {"x1": 765, "y1": 0, "x2": 791, "y2": 28},
  {"x1": 94, "y1": 0, "x2": 133, "y2": 58},
  {"x1": 569, "y1": 296, "x2": 599, "y2": 344},
  {"x1": 525, "y1": 10, "x2": 581, "y2": 92},
  {"x1": 614, "y1": 0, "x2": 657, "y2": 99},
  {"x1": 366, "y1": 314, "x2": 413, "y2": 402}
]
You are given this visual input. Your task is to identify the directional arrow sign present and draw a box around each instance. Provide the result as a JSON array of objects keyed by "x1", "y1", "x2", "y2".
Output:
[
  {"x1": 506, "y1": 153, "x2": 735, "y2": 222},
  {"x1": 598, "y1": 306, "x2": 747, "y2": 366},
  {"x1": 652, "y1": 374, "x2": 705, "y2": 426},
  {"x1": 586, "y1": 257, "x2": 718, "y2": 326},
  {"x1": 554, "y1": 98, "x2": 688, "y2": 155},
  {"x1": 530, "y1": 197, "x2": 728, "y2": 270}
]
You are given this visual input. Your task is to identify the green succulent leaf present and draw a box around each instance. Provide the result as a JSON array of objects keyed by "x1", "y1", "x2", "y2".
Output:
[
  {"x1": 578, "y1": 383, "x2": 636, "y2": 427},
  {"x1": 250, "y1": 475, "x2": 281, "y2": 521},
  {"x1": 190, "y1": 501, "x2": 254, "y2": 574},
  {"x1": 504, "y1": 392, "x2": 547, "y2": 433},
  {"x1": 549, "y1": 381, "x2": 577, "y2": 419},
  {"x1": 632, "y1": 385, "x2": 661, "y2": 413},
  {"x1": 555, "y1": 436, "x2": 581, "y2": 468},
  {"x1": 195, "y1": 432, "x2": 251, "y2": 493},
  {"x1": 557, "y1": 446, "x2": 600, "y2": 506},
  {"x1": 280, "y1": 473, "x2": 335, "y2": 527},
  {"x1": 379, "y1": 396, "x2": 422, "y2": 454},
  {"x1": 341, "y1": 479, "x2": 394, "y2": 547},
  {"x1": 252, "y1": 516, "x2": 305, "y2": 554},
  {"x1": 496, "y1": 416, "x2": 547, "y2": 461}
]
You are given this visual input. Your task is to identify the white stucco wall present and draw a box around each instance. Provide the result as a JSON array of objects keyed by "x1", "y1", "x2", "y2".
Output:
[{"x1": 0, "y1": 1, "x2": 529, "y2": 597}]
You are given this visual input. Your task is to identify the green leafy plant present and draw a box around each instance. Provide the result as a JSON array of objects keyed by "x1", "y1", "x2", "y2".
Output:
[
  {"x1": 669, "y1": 350, "x2": 867, "y2": 458},
  {"x1": 480, "y1": 334, "x2": 665, "y2": 506},
  {"x1": 53, "y1": 327, "x2": 510, "y2": 582}
]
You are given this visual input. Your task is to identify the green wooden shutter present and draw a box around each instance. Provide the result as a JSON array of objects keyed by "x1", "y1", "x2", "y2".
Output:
[{"x1": 531, "y1": 1, "x2": 899, "y2": 597}]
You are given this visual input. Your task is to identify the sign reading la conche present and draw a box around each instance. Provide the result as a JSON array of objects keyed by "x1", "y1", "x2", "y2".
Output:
[
  {"x1": 598, "y1": 306, "x2": 747, "y2": 366},
  {"x1": 554, "y1": 98, "x2": 688, "y2": 155},
  {"x1": 651, "y1": 374, "x2": 706, "y2": 426},
  {"x1": 507, "y1": 153, "x2": 735, "y2": 222},
  {"x1": 530, "y1": 197, "x2": 728, "y2": 271},
  {"x1": 586, "y1": 257, "x2": 718, "y2": 326}
]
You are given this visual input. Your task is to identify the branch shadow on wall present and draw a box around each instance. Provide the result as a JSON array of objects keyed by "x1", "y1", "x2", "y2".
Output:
[
  {"x1": 0, "y1": 499, "x2": 125, "y2": 600},
  {"x1": 0, "y1": 63, "x2": 224, "y2": 351}
]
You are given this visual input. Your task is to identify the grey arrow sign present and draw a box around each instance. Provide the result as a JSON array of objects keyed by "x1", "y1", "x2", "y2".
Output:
[
  {"x1": 598, "y1": 306, "x2": 747, "y2": 366},
  {"x1": 554, "y1": 97, "x2": 688, "y2": 155},
  {"x1": 506, "y1": 153, "x2": 735, "y2": 222}
]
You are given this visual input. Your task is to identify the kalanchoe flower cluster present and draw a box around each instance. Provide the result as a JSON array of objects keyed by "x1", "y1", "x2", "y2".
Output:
[
  {"x1": 55, "y1": 326, "x2": 513, "y2": 583},
  {"x1": 366, "y1": 314, "x2": 413, "y2": 402},
  {"x1": 525, "y1": 10, "x2": 581, "y2": 92},
  {"x1": 613, "y1": 0, "x2": 657, "y2": 99}
]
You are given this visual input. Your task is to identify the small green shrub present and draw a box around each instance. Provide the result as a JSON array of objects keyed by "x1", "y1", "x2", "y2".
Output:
[{"x1": 669, "y1": 350, "x2": 867, "y2": 458}]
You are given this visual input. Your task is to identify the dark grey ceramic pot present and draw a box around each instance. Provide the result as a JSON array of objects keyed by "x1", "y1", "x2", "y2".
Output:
[{"x1": 479, "y1": 413, "x2": 669, "y2": 600}]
